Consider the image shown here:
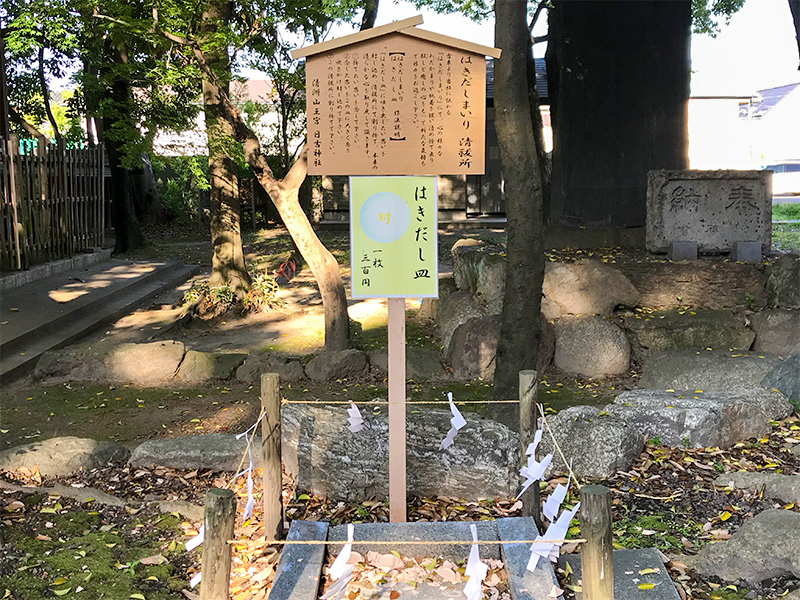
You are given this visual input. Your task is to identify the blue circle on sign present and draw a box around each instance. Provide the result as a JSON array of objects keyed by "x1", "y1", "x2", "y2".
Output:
[{"x1": 359, "y1": 192, "x2": 410, "y2": 244}]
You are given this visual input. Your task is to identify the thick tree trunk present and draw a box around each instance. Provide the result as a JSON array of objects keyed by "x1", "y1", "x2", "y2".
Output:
[
  {"x1": 202, "y1": 0, "x2": 250, "y2": 298},
  {"x1": 492, "y1": 0, "x2": 546, "y2": 401},
  {"x1": 131, "y1": 155, "x2": 166, "y2": 225},
  {"x1": 101, "y1": 42, "x2": 145, "y2": 255},
  {"x1": 360, "y1": 0, "x2": 379, "y2": 30},
  {"x1": 547, "y1": 0, "x2": 691, "y2": 228}
]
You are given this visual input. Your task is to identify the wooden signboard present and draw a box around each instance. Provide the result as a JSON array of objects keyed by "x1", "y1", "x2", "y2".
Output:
[{"x1": 293, "y1": 17, "x2": 500, "y2": 176}]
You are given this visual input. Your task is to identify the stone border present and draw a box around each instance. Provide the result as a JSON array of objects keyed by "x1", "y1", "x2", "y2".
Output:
[
  {"x1": 272, "y1": 518, "x2": 562, "y2": 600},
  {"x1": 0, "y1": 248, "x2": 112, "y2": 290}
]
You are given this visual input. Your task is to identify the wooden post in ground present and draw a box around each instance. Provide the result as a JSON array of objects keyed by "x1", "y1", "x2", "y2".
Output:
[
  {"x1": 518, "y1": 369, "x2": 542, "y2": 530},
  {"x1": 580, "y1": 484, "x2": 614, "y2": 600},
  {"x1": 260, "y1": 373, "x2": 283, "y2": 541},
  {"x1": 200, "y1": 488, "x2": 235, "y2": 600},
  {"x1": 388, "y1": 297, "x2": 407, "y2": 522}
]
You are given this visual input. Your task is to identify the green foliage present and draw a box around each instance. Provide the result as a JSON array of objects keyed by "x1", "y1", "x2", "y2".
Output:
[
  {"x1": 183, "y1": 270, "x2": 283, "y2": 315},
  {"x1": 773, "y1": 203, "x2": 800, "y2": 221},
  {"x1": 692, "y1": 0, "x2": 746, "y2": 35},
  {"x1": 151, "y1": 156, "x2": 210, "y2": 222}
]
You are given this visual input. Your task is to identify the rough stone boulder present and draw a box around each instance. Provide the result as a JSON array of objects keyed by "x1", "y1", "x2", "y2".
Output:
[
  {"x1": 750, "y1": 309, "x2": 800, "y2": 356},
  {"x1": 105, "y1": 340, "x2": 186, "y2": 384},
  {"x1": 368, "y1": 346, "x2": 450, "y2": 381},
  {"x1": 553, "y1": 316, "x2": 630, "y2": 378},
  {"x1": 621, "y1": 309, "x2": 754, "y2": 360},
  {"x1": 474, "y1": 252, "x2": 507, "y2": 314},
  {"x1": 766, "y1": 254, "x2": 800, "y2": 309},
  {"x1": 714, "y1": 472, "x2": 800, "y2": 505},
  {"x1": 129, "y1": 434, "x2": 262, "y2": 471},
  {"x1": 616, "y1": 260, "x2": 767, "y2": 311},
  {"x1": 236, "y1": 352, "x2": 306, "y2": 384},
  {"x1": 541, "y1": 260, "x2": 640, "y2": 319},
  {"x1": 438, "y1": 291, "x2": 486, "y2": 350},
  {"x1": 33, "y1": 346, "x2": 105, "y2": 383},
  {"x1": 447, "y1": 314, "x2": 555, "y2": 381},
  {"x1": 606, "y1": 389, "x2": 791, "y2": 449},
  {"x1": 304, "y1": 349, "x2": 369, "y2": 382},
  {"x1": 415, "y1": 275, "x2": 458, "y2": 324},
  {"x1": 762, "y1": 352, "x2": 800, "y2": 408},
  {"x1": 640, "y1": 350, "x2": 783, "y2": 392},
  {"x1": 281, "y1": 404, "x2": 519, "y2": 500},
  {"x1": 174, "y1": 351, "x2": 247, "y2": 383},
  {"x1": 688, "y1": 509, "x2": 800, "y2": 585},
  {"x1": 0, "y1": 437, "x2": 130, "y2": 476},
  {"x1": 451, "y1": 238, "x2": 486, "y2": 293},
  {"x1": 540, "y1": 406, "x2": 644, "y2": 479}
]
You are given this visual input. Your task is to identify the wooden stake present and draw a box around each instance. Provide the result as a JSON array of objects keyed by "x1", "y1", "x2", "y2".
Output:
[
  {"x1": 580, "y1": 485, "x2": 614, "y2": 600},
  {"x1": 388, "y1": 297, "x2": 406, "y2": 522},
  {"x1": 518, "y1": 369, "x2": 542, "y2": 530},
  {"x1": 200, "y1": 488, "x2": 235, "y2": 600},
  {"x1": 260, "y1": 373, "x2": 283, "y2": 541}
]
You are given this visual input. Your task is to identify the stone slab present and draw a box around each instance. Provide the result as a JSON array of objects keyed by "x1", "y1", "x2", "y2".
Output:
[
  {"x1": 564, "y1": 548, "x2": 679, "y2": 600},
  {"x1": 647, "y1": 170, "x2": 771, "y2": 253},
  {"x1": 327, "y1": 521, "x2": 501, "y2": 560},
  {"x1": 269, "y1": 520, "x2": 329, "y2": 600},
  {"x1": 668, "y1": 241, "x2": 697, "y2": 261},
  {"x1": 496, "y1": 517, "x2": 561, "y2": 600},
  {"x1": 733, "y1": 241, "x2": 762, "y2": 263}
]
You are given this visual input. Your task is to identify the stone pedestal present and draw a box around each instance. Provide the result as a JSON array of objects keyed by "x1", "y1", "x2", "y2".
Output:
[{"x1": 647, "y1": 170, "x2": 771, "y2": 253}]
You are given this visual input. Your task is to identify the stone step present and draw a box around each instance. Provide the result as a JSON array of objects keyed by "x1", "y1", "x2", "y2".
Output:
[{"x1": 0, "y1": 261, "x2": 199, "y2": 384}]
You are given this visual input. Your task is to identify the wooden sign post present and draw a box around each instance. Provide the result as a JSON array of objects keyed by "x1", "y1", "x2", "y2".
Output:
[{"x1": 293, "y1": 16, "x2": 499, "y2": 522}]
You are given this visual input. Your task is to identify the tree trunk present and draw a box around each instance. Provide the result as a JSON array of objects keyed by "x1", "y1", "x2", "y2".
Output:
[
  {"x1": 201, "y1": 0, "x2": 250, "y2": 298},
  {"x1": 101, "y1": 41, "x2": 145, "y2": 255},
  {"x1": 131, "y1": 154, "x2": 166, "y2": 225},
  {"x1": 361, "y1": 0, "x2": 379, "y2": 30},
  {"x1": 547, "y1": 0, "x2": 691, "y2": 228},
  {"x1": 187, "y1": 42, "x2": 352, "y2": 351},
  {"x1": 790, "y1": 0, "x2": 800, "y2": 69},
  {"x1": 492, "y1": 0, "x2": 546, "y2": 401}
]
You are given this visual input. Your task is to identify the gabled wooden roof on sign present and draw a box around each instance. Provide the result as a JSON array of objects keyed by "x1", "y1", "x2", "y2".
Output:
[{"x1": 290, "y1": 15, "x2": 501, "y2": 60}]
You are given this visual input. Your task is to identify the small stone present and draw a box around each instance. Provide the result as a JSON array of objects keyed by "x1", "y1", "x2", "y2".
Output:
[
  {"x1": 105, "y1": 340, "x2": 186, "y2": 384},
  {"x1": 236, "y1": 352, "x2": 306, "y2": 384},
  {"x1": 766, "y1": 255, "x2": 800, "y2": 309},
  {"x1": 367, "y1": 346, "x2": 449, "y2": 381},
  {"x1": 304, "y1": 349, "x2": 368, "y2": 382},
  {"x1": 128, "y1": 434, "x2": 262, "y2": 471},
  {"x1": 761, "y1": 353, "x2": 800, "y2": 407},
  {"x1": 669, "y1": 241, "x2": 698, "y2": 261},
  {"x1": 751, "y1": 311, "x2": 800, "y2": 358},
  {"x1": 733, "y1": 241, "x2": 762, "y2": 263},
  {"x1": 174, "y1": 351, "x2": 247, "y2": 382},
  {"x1": 542, "y1": 260, "x2": 640, "y2": 318}
]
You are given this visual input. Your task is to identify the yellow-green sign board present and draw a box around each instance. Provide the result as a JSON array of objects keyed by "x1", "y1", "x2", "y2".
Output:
[{"x1": 350, "y1": 176, "x2": 438, "y2": 298}]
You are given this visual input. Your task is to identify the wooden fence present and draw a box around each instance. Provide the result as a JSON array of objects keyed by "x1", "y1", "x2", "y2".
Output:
[{"x1": 0, "y1": 135, "x2": 105, "y2": 272}]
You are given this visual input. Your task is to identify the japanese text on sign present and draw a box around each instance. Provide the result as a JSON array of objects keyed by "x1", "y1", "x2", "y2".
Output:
[{"x1": 350, "y1": 176, "x2": 438, "y2": 298}]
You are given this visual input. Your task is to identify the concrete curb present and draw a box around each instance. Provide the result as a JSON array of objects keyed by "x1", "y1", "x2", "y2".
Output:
[{"x1": 0, "y1": 248, "x2": 112, "y2": 290}]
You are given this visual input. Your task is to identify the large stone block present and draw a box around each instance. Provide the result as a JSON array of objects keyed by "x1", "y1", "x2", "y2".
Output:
[
  {"x1": 553, "y1": 316, "x2": 631, "y2": 378},
  {"x1": 640, "y1": 349, "x2": 784, "y2": 391},
  {"x1": 281, "y1": 404, "x2": 518, "y2": 501},
  {"x1": 474, "y1": 251, "x2": 507, "y2": 314},
  {"x1": 104, "y1": 340, "x2": 186, "y2": 384},
  {"x1": 447, "y1": 314, "x2": 554, "y2": 381},
  {"x1": 646, "y1": 170, "x2": 772, "y2": 253},
  {"x1": 606, "y1": 389, "x2": 791, "y2": 449},
  {"x1": 540, "y1": 406, "x2": 644, "y2": 479},
  {"x1": 766, "y1": 254, "x2": 800, "y2": 309},
  {"x1": 0, "y1": 437, "x2": 130, "y2": 476},
  {"x1": 129, "y1": 433, "x2": 262, "y2": 471},
  {"x1": 688, "y1": 509, "x2": 800, "y2": 585},
  {"x1": 451, "y1": 239, "x2": 485, "y2": 292},
  {"x1": 174, "y1": 351, "x2": 247, "y2": 383},
  {"x1": 750, "y1": 309, "x2": 800, "y2": 356},
  {"x1": 437, "y1": 290, "x2": 486, "y2": 351},
  {"x1": 621, "y1": 309, "x2": 754, "y2": 360},
  {"x1": 541, "y1": 260, "x2": 640, "y2": 318}
]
